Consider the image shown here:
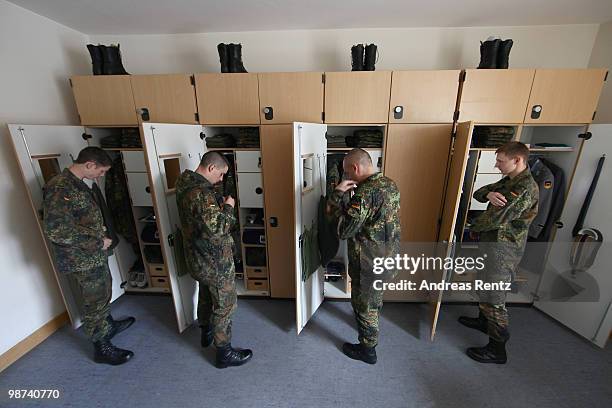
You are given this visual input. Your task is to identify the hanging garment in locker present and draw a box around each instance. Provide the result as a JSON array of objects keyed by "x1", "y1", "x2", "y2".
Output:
[
  {"x1": 91, "y1": 182, "x2": 120, "y2": 251},
  {"x1": 528, "y1": 158, "x2": 555, "y2": 239}
]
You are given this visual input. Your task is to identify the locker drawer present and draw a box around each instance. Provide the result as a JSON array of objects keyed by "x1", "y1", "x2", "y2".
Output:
[
  {"x1": 122, "y1": 151, "x2": 147, "y2": 172},
  {"x1": 245, "y1": 267, "x2": 268, "y2": 279},
  {"x1": 477, "y1": 151, "x2": 501, "y2": 174},
  {"x1": 246, "y1": 278, "x2": 269, "y2": 292},
  {"x1": 148, "y1": 263, "x2": 167, "y2": 277},
  {"x1": 127, "y1": 172, "x2": 153, "y2": 206},
  {"x1": 235, "y1": 151, "x2": 262, "y2": 173},
  {"x1": 237, "y1": 172, "x2": 264, "y2": 208},
  {"x1": 470, "y1": 173, "x2": 503, "y2": 210},
  {"x1": 151, "y1": 276, "x2": 169, "y2": 288}
]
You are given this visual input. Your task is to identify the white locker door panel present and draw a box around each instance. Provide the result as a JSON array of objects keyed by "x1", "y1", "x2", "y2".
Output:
[
  {"x1": 364, "y1": 149, "x2": 383, "y2": 173},
  {"x1": 235, "y1": 151, "x2": 262, "y2": 173},
  {"x1": 470, "y1": 173, "x2": 503, "y2": 210},
  {"x1": 122, "y1": 151, "x2": 148, "y2": 172},
  {"x1": 535, "y1": 125, "x2": 612, "y2": 347},
  {"x1": 295, "y1": 122, "x2": 328, "y2": 334},
  {"x1": 8, "y1": 124, "x2": 102, "y2": 328},
  {"x1": 141, "y1": 123, "x2": 205, "y2": 332},
  {"x1": 126, "y1": 173, "x2": 153, "y2": 206},
  {"x1": 237, "y1": 173, "x2": 264, "y2": 208}
]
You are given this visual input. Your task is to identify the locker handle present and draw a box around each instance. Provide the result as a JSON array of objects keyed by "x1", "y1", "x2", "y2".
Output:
[
  {"x1": 258, "y1": 157, "x2": 262, "y2": 168},
  {"x1": 145, "y1": 186, "x2": 151, "y2": 194},
  {"x1": 269, "y1": 217, "x2": 278, "y2": 227},
  {"x1": 531, "y1": 105, "x2": 542, "y2": 119},
  {"x1": 555, "y1": 221, "x2": 564, "y2": 229},
  {"x1": 255, "y1": 187, "x2": 263, "y2": 195},
  {"x1": 393, "y1": 105, "x2": 404, "y2": 120},
  {"x1": 263, "y1": 106, "x2": 274, "y2": 120}
]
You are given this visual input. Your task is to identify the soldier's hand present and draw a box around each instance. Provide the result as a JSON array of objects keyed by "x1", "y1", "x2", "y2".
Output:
[
  {"x1": 102, "y1": 237, "x2": 113, "y2": 250},
  {"x1": 224, "y1": 195, "x2": 235, "y2": 208},
  {"x1": 335, "y1": 179, "x2": 358, "y2": 193},
  {"x1": 487, "y1": 192, "x2": 507, "y2": 207}
]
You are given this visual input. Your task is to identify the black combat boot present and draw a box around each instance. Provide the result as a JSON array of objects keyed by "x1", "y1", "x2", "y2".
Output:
[
  {"x1": 106, "y1": 315, "x2": 135, "y2": 340},
  {"x1": 342, "y1": 342, "x2": 377, "y2": 364},
  {"x1": 100, "y1": 44, "x2": 129, "y2": 75},
  {"x1": 363, "y1": 44, "x2": 377, "y2": 71},
  {"x1": 466, "y1": 338, "x2": 507, "y2": 364},
  {"x1": 93, "y1": 340, "x2": 134, "y2": 365},
  {"x1": 86, "y1": 44, "x2": 103, "y2": 75},
  {"x1": 215, "y1": 343, "x2": 253, "y2": 368},
  {"x1": 351, "y1": 44, "x2": 364, "y2": 71},
  {"x1": 496, "y1": 39, "x2": 513, "y2": 69},
  {"x1": 200, "y1": 324, "x2": 213, "y2": 348},
  {"x1": 458, "y1": 311, "x2": 488, "y2": 335},
  {"x1": 217, "y1": 43, "x2": 230, "y2": 73},
  {"x1": 227, "y1": 43, "x2": 248, "y2": 73},
  {"x1": 477, "y1": 38, "x2": 501, "y2": 69}
]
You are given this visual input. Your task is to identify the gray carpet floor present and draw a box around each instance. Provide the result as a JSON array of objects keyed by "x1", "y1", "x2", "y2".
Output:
[{"x1": 1, "y1": 294, "x2": 611, "y2": 408}]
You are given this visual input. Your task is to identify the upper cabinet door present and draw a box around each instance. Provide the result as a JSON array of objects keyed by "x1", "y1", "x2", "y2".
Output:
[
  {"x1": 194, "y1": 73, "x2": 260, "y2": 125},
  {"x1": 131, "y1": 74, "x2": 198, "y2": 124},
  {"x1": 71, "y1": 75, "x2": 138, "y2": 126},
  {"x1": 524, "y1": 69, "x2": 607, "y2": 124},
  {"x1": 389, "y1": 70, "x2": 460, "y2": 123},
  {"x1": 258, "y1": 72, "x2": 324, "y2": 124},
  {"x1": 458, "y1": 69, "x2": 535, "y2": 124},
  {"x1": 324, "y1": 71, "x2": 391, "y2": 123}
]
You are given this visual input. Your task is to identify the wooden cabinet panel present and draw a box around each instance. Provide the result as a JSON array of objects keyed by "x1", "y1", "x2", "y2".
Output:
[
  {"x1": 384, "y1": 124, "x2": 453, "y2": 243},
  {"x1": 524, "y1": 69, "x2": 607, "y2": 124},
  {"x1": 258, "y1": 72, "x2": 324, "y2": 124},
  {"x1": 130, "y1": 74, "x2": 198, "y2": 124},
  {"x1": 458, "y1": 69, "x2": 535, "y2": 123},
  {"x1": 389, "y1": 70, "x2": 460, "y2": 123},
  {"x1": 71, "y1": 75, "x2": 138, "y2": 126},
  {"x1": 324, "y1": 71, "x2": 391, "y2": 123},
  {"x1": 195, "y1": 73, "x2": 260, "y2": 125},
  {"x1": 260, "y1": 125, "x2": 296, "y2": 298}
]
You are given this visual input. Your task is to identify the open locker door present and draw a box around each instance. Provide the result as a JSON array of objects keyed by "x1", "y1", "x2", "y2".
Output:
[
  {"x1": 430, "y1": 121, "x2": 474, "y2": 340},
  {"x1": 7, "y1": 124, "x2": 127, "y2": 327},
  {"x1": 294, "y1": 122, "x2": 327, "y2": 334},
  {"x1": 141, "y1": 122, "x2": 205, "y2": 332},
  {"x1": 534, "y1": 124, "x2": 612, "y2": 347}
]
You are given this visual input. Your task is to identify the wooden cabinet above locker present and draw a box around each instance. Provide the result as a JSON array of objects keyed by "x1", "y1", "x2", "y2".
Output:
[
  {"x1": 324, "y1": 71, "x2": 391, "y2": 123},
  {"x1": 70, "y1": 75, "x2": 138, "y2": 126},
  {"x1": 258, "y1": 72, "x2": 324, "y2": 124},
  {"x1": 194, "y1": 73, "x2": 260, "y2": 125},
  {"x1": 524, "y1": 69, "x2": 607, "y2": 124},
  {"x1": 130, "y1": 74, "x2": 198, "y2": 124},
  {"x1": 389, "y1": 70, "x2": 460, "y2": 123},
  {"x1": 458, "y1": 69, "x2": 535, "y2": 124}
]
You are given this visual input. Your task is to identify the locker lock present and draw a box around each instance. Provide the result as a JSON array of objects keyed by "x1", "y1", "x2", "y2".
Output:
[
  {"x1": 81, "y1": 133, "x2": 92, "y2": 141},
  {"x1": 145, "y1": 186, "x2": 151, "y2": 194},
  {"x1": 393, "y1": 106, "x2": 404, "y2": 120},
  {"x1": 255, "y1": 187, "x2": 263, "y2": 195},
  {"x1": 269, "y1": 217, "x2": 278, "y2": 227},
  {"x1": 257, "y1": 157, "x2": 262, "y2": 168},
  {"x1": 139, "y1": 107, "x2": 150, "y2": 122},
  {"x1": 263, "y1": 107, "x2": 274, "y2": 120},
  {"x1": 199, "y1": 132, "x2": 206, "y2": 140},
  {"x1": 555, "y1": 221, "x2": 564, "y2": 229},
  {"x1": 530, "y1": 105, "x2": 542, "y2": 119}
]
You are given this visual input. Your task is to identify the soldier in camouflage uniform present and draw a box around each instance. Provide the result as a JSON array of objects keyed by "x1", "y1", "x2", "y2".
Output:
[
  {"x1": 459, "y1": 141, "x2": 539, "y2": 364},
  {"x1": 328, "y1": 148, "x2": 401, "y2": 364},
  {"x1": 43, "y1": 147, "x2": 135, "y2": 366},
  {"x1": 175, "y1": 151, "x2": 252, "y2": 368}
]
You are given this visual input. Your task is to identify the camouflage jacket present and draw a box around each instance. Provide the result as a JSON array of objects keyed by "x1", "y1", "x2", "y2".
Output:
[
  {"x1": 471, "y1": 167, "x2": 539, "y2": 245},
  {"x1": 328, "y1": 173, "x2": 401, "y2": 280},
  {"x1": 43, "y1": 168, "x2": 108, "y2": 274},
  {"x1": 175, "y1": 170, "x2": 236, "y2": 281}
]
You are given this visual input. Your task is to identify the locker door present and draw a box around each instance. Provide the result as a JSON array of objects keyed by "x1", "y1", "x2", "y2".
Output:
[
  {"x1": 431, "y1": 121, "x2": 474, "y2": 340},
  {"x1": 140, "y1": 123, "x2": 205, "y2": 332},
  {"x1": 534, "y1": 125, "x2": 612, "y2": 347},
  {"x1": 7, "y1": 124, "x2": 128, "y2": 328},
  {"x1": 293, "y1": 122, "x2": 328, "y2": 334}
]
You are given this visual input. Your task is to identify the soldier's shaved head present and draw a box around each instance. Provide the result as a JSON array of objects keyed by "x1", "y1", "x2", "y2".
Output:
[
  {"x1": 344, "y1": 148, "x2": 372, "y2": 167},
  {"x1": 199, "y1": 151, "x2": 229, "y2": 170}
]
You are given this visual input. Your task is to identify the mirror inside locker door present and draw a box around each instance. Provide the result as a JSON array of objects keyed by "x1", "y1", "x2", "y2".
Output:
[
  {"x1": 294, "y1": 122, "x2": 328, "y2": 334},
  {"x1": 141, "y1": 123, "x2": 206, "y2": 332}
]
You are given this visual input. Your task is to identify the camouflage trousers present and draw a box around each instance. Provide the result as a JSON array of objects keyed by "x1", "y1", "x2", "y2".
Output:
[
  {"x1": 195, "y1": 275, "x2": 237, "y2": 347},
  {"x1": 69, "y1": 264, "x2": 112, "y2": 342},
  {"x1": 476, "y1": 231, "x2": 523, "y2": 342},
  {"x1": 348, "y1": 267, "x2": 389, "y2": 348}
]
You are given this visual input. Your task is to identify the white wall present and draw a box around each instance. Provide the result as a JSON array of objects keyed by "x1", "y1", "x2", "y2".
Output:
[
  {"x1": 589, "y1": 21, "x2": 612, "y2": 123},
  {"x1": 91, "y1": 24, "x2": 599, "y2": 74},
  {"x1": 0, "y1": 0, "x2": 90, "y2": 356}
]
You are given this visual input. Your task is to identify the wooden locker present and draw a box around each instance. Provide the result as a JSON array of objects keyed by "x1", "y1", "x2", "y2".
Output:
[
  {"x1": 524, "y1": 69, "x2": 607, "y2": 124},
  {"x1": 260, "y1": 125, "x2": 296, "y2": 298},
  {"x1": 70, "y1": 75, "x2": 138, "y2": 126},
  {"x1": 195, "y1": 73, "x2": 260, "y2": 125},
  {"x1": 130, "y1": 74, "x2": 199, "y2": 124},
  {"x1": 258, "y1": 72, "x2": 324, "y2": 124},
  {"x1": 389, "y1": 70, "x2": 461, "y2": 123},
  {"x1": 324, "y1": 71, "x2": 391, "y2": 123},
  {"x1": 458, "y1": 69, "x2": 535, "y2": 124}
]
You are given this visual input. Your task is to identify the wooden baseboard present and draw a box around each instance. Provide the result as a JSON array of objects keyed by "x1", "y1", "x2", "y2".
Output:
[{"x1": 0, "y1": 312, "x2": 69, "y2": 372}]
